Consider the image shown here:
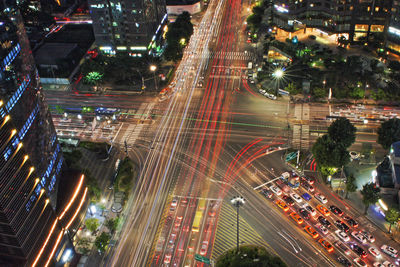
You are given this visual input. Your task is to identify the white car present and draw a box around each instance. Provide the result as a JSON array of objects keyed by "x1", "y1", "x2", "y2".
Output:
[
  {"x1": 316, "y1": 223, "x2": 329, "y2": 235},
  {"x1": 369, "y1": 247, "x2": 382, "y2": 258},
  {"x1": 354, "y1": 258, "x2": 367, "y2": 267},
  {"x1": 351, "y1": 231, "x2": 367, "y2": 243},
  {"x1": 381, "y1": 245, "x2": 398, "y2": 258},
  {"x1": 383, "y1": 261, "x2": 395, "y2": 267},
  {"x1": 361, "y1": 230, "x2": 375, "y2": 243},
  {"x1": 335, "y1": 230, "x2": 350, "y2": 242},
  {"x1": 303, "y1": 204, "x2": 317, "y2": 216},
  {"x1": 315, "y1": 193, "x2": 328, "y2": 204},
  {"x1": 290, "y1": 193, "x2": 302, "y2": 203},
  {"x1": 270, "y1": 185, "x2": 282, "y2": 196}
]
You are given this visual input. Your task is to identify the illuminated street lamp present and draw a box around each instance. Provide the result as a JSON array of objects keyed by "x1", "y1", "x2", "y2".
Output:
[
  {"x1": 150, "y1": 65, "x2": 158, "y2": 91},
  {"x1": 272, "y1": 68, "x2": 285, "y2": 95},
  {"x1": 231, "y1": 196, "x2": 245, "y2": 253}
]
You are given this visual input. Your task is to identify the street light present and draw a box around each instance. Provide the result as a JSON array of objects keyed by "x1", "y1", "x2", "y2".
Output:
[
  {"x1": 150, "y1": 65, "x2": 158, "y2": 91},
  {"x1": 231, "y1": 196, "x2": 245, "y2": 253},
  {"x1": 272, "y1": 68, "x2": 284, "y2": 95}
]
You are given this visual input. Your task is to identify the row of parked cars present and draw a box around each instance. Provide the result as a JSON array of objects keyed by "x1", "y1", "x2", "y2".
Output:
[
  {"x1": 260, "y1": 172, "x2": 399, "y2": 267},
  {"x1": 258, "y1": 89, "x2": 277, "y2": 100}
]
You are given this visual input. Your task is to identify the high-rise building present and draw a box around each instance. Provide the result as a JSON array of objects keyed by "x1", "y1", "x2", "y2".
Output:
[
  {"x1": 0, "y1": 3, "x2": 86, "y2": 266},
  {"x1": 88, "y1": 0, "x2": 168, "y2": 56},
  {"x1": 269, "y1": 0, "x2": 391, "y2": 43},
  {"x1": 386, "y1": 0, "x2": 400, "y2": 55}
]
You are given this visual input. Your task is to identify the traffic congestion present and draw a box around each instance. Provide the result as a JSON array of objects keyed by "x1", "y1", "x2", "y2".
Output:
[{"x1": 259, "y1": 170, "x2": 399, "y2": 267}]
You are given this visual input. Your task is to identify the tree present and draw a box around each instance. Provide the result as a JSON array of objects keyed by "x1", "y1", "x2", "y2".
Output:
[
  {"x1": 105, "y1": 217, "x2": 120, "y2": 234},
  {"x1": 377, "y1": 118, "x2": 400, "y2": 150},
  {"x1": 95, "y1": 232, "x2": 111, "y2": 254},
  {"x1": 328, "y1": 118, "x2": 357, "y2": 148},
  {"x1": 360, "y1": 183, "x2": 381, "y2": 214},
  {"x1": 345, "y1": 174, "x2": 357, "y2": 199},
  {"x1": 216, "y1": 245, "x2": 286, "y2": 267},
  {"x1": 312, "y1": 134, "x2": 350, "y2": 175},
  {"x1": 385, "y1": 207, "x2": 400, "y2": 234},
  {"x1": 85, "y1": 218, "x2": 100, "y2": 234}
]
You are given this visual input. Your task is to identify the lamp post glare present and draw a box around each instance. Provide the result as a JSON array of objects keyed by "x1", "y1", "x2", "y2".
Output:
[
  {"x1": 231, "y1": 196, "x2": 245, "y2": 253},
  {"x1": 273, "y1": 68, "x2": 284, "y2": 95},
  {"x1": 150, "y1": 65, "x2": 158, "y2": 91},
  {"x1": 273, "y1": 69, "x2": 284, "y2": 79}
]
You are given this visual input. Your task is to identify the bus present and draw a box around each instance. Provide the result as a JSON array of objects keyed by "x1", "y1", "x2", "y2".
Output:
[{"x1": 192, "y1": 211, "x2": 203, "y2": 232}]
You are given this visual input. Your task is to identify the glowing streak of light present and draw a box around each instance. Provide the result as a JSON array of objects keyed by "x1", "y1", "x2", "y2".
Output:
[
  {"x1": 66, "y1": 187, "x2": 88, "y2": 229},
  {"x1": 44, "y1": 229, "x2": 64, "y2": 267},
  {"x1": 59, "y1": 174, "x2": 85, "y2": 220}
]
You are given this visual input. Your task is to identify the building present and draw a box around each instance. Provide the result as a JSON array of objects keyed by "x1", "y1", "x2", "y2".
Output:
[
  {"x1": 88, "y1": 0, "x2": 168, "y2": 56},
  {"x1": 0, "y1": 3, "x2": 87, "y2": 266},
  {"x1": 269, "y1": 0, "x2": 392, "y2": 43},
  {"x1": 386, "y1": 0, "x2": 400, "y2": 55},
  {"x1": 166, "y1": 0, "x2": 202, "y2": 17}
]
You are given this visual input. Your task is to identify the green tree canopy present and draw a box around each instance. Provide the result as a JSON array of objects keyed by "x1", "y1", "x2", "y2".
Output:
[
  {"x1": 345, "y1": 174, "x2": 357, "y2": 199},
  {"x1": 85, "y1": 218, "x2": 99, "y2": 233},
  {"x1": 328, "y1": 117, "x2": 357, "y2": 148},
  {"x1": 216, "y1": 245, "x2": 286, "y2": 267},
  {"x1": 95, "y1": 232, "x2": 111, "y2": 254},
  {"x1": 377, "y1": 118, "x2": 400, "y2": 149},
  {"x1": 312, "y1": 134, "x2": 350, "y2": 172},
  {"x1": 385, "y1": 207, "x2": 400, "y2": 233},
  {"x1": 105, "y1": 217, "x2": 120, "y2": 234},
  {"x1": 360, "y1": 183, "x2": 381, "y2": 214}
]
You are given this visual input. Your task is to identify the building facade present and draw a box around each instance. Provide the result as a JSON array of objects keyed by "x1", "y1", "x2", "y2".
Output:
[
  {"x1": 386, "y1": 0, "x2": 400, "y2": 55},
  {"x1": 88, "y1": 0, "x2": 168, "y2": 56},
  {"x1": 0, "y1": 3, "x2": 68, "y2": 266},
  {"x1": 270, "y1": 0, "x2": 392, "y2": 43}
]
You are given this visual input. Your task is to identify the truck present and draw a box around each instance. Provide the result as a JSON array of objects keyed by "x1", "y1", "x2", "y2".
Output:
[
  {"x1": 247, "y1": 61, "x2": 253, "y2": 69},
  {"x1": 279, "y1": 172, "x2": 300, "y2": 189}
]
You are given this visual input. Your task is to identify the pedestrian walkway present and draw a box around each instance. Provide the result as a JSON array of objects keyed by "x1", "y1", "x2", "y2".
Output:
[
  {"x1": 211, "y1": 203, "x2": 270, "y2": 261},
  {"x1": 209, "y1": 51, "x2": 256, "y2": 61}
]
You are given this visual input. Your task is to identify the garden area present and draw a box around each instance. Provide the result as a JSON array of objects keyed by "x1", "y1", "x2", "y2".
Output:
[{"x1": 216, "y1": 245, "x2": 286, "y2": 267}]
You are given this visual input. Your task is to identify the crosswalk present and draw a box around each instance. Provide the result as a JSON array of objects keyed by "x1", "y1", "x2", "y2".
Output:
[
  {"x1": 208, "y1": 51, "x2": 256, "y2": 61},
  {"x1": 291, "y1": 104, "x2": 310, "y2": 150},
  {"x1": 118, "y1": 102, "x2": 155, "y2": 145},
  {"x1": 211, "y1": 203, "x2": 270, "y2": 261}
]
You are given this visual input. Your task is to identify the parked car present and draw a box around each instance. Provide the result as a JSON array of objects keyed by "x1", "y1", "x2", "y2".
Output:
[
  {"x1": 290, "y1": 193, "x2": 302, "y2": 203},
  {"x1": 360, "y1": 230, "x2": 375, "y2": 243},
  {"x1": 318, "y1": 216, "x2": 331, "y2": 228},
  {"x1": 381, "y1": 245, "x2": 398, "y2": 258},
  {"x1": 270, "y1": 185, "x2": 282, "y2": 196},
  {"x1": 351, "y1": 243, "x2": 367, "y2": 258},
  {"x1": 351, "y1": 231, "x2": 367, "y2": 244},
  {"x1": 335, "y1": 230, "x2": 350, "y2": 242},
  {"x1": 315, "y1": 193, "x2": 328, "y2": 204},
  {"x1": 338, "y1": 256, "x2": 352, "y2": 267},
  {"x1": 302, "y1": 193, "x2": 312, "y2": 201},
  {"x1": 329, "y1": 205, "x2": 344, "y2": 216},
  {"x1": 344, "y1": 216, "x2": 358, "y2": 228},
  {"x1": 368, "y1": 247, "x2": 381, "y2": 258}
]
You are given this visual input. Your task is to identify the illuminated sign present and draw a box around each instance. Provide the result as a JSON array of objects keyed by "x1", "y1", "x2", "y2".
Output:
[
  {"x1": 274, "y1": 4, "x2": 289, "y2": 13},
  {"x1": 389, "y1": 26, "x2": 400, "y2": 37},
  {"x1": 130, "y1": 46, "x2": 147, "y2": 51}
]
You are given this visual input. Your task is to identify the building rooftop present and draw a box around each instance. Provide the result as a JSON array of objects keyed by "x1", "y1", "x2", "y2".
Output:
[{"x1": 34, "y1": 43, "x2": 78, "y2": 65}]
